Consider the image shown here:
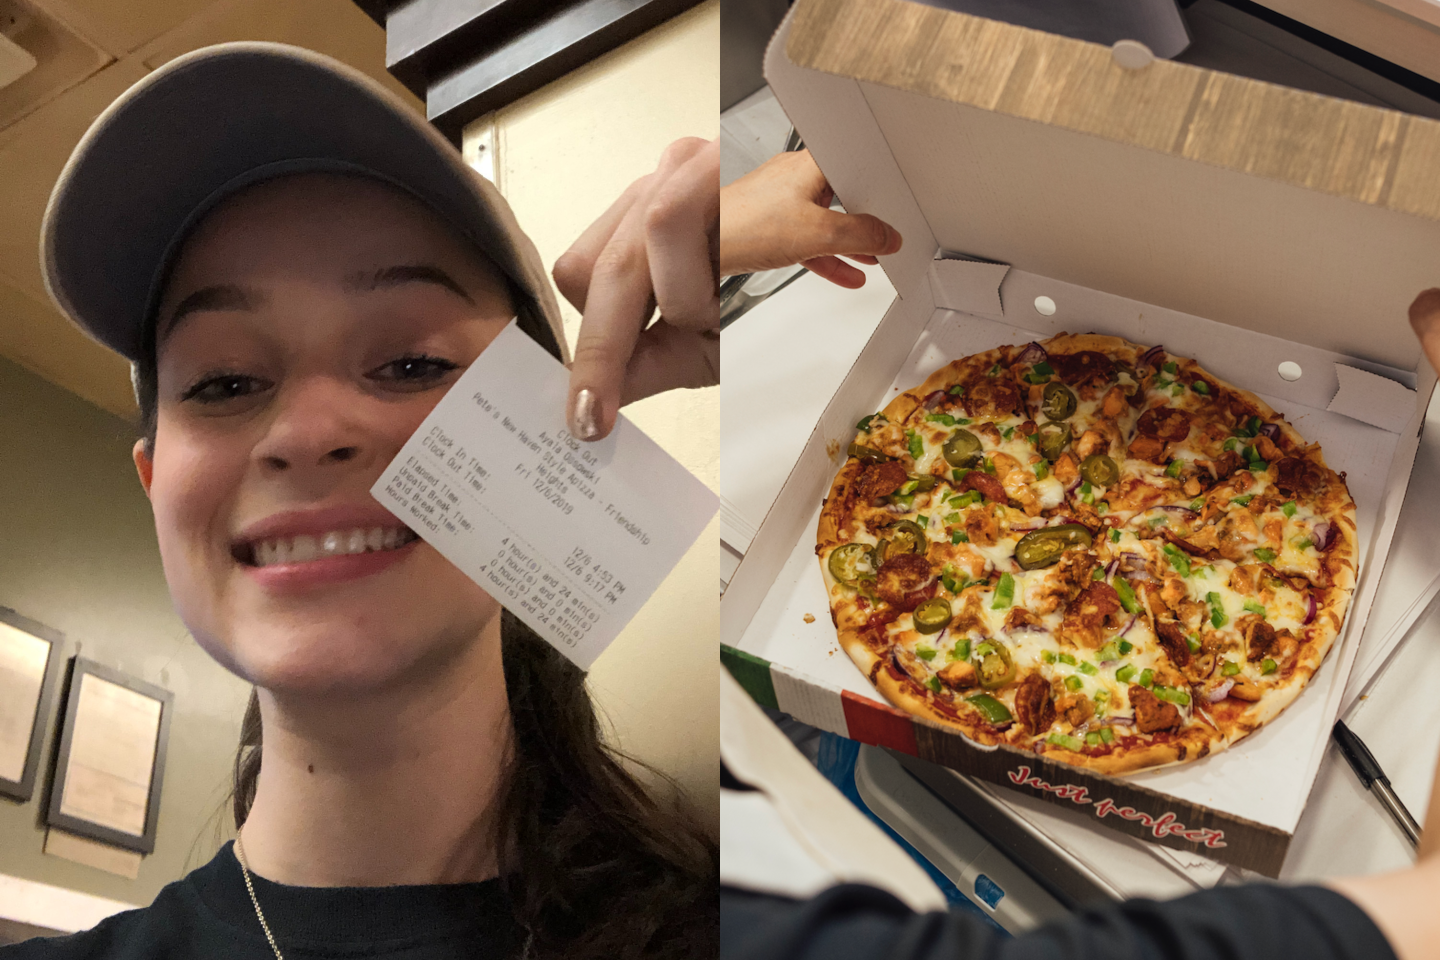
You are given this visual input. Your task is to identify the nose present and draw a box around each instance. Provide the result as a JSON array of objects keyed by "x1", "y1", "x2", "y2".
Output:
[{"x1": 252, "y1": 376, "x2": 374, "y2": 475}]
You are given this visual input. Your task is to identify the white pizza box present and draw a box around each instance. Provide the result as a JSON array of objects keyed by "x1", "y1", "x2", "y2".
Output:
[{"x1": 720, "y1": 0, "x2": 1440, "y2": 876}]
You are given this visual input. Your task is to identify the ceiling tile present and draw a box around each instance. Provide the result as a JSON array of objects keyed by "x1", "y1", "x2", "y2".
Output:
[
  {"x1": 0, "y1": 278, "x2": 135, "y2": 417},
  {"x1": 0, "y1": 0, "x2": 110, "y2": 140},
  {"x1": 31, "y1": 0, "x2": 220, "y2": 58}
]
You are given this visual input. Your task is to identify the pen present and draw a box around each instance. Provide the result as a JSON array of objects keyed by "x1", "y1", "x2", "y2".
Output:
[{"x1": 1333, "y1": 719, "x2": 1422, "y2": 849}]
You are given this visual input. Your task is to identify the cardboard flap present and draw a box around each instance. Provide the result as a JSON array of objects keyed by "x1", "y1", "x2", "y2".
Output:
[
  {"x1": 928, "y1": 257, "x2": 1010, "y2": 317},
  {"x1": 769, "y1": 0, "x2": 1440, "y2": 374},
  {"x1": 1329, "y1": 364, "x2": 1418, "y2": 434}
]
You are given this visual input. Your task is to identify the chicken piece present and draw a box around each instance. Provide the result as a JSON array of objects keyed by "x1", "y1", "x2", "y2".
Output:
[
  {"x1": 1275, "y1": 457, "x2": 1327, "y2": 497},
  {"x1": 1228, "y1": 565, "x2": 1254, "y2": 596},
  {"x1": 1155, "y1": 619, "x2": 1192, "y2": 668},
  {"x1": 1188, "y1": 525, "x2": 1221, "y2": 553},
  {"x1": 1053, "y1": 452, "x2": 1079, "y2": 485},
  {"x1": 1160, "y1": 578, "x2": 1188, "y2": 607},
  {"x1": 929, "y1": 541, "x2": 988, "y2": 583},
  {"x1": 1101, "y1": 386, "x2": 1129, "y2": 418},
  {"x1": 1216, "y1": 509, "x2": 1260, "y2": 561},
  {"x1": 965, "y1": 509, "x2": 999, "y2": 547},
  {"x1": 1128, "y1": 435, "x2": 1167, "y2": 463},
  {"x1": 1263, "y1": 518, "x2": 1284, "y2": 548},
  {"x1": 1129, "y1": 686, "x2": 1182, "y2": 733},
  {"x1": 938, "y1": 660, "x2": 979, "y2": 690},
  {"x1": 1058, "y1": 582, "x2": 1123, "y2": 649},
  {"x1": 1183, "y1": 477, "x2": 1202, "y2": 497},
  {"x1": 1228, "y1": 678, "x2": 1263, "y2": 702},
  {"x1": 992, "y1": 452, "x2": 1041, "y2": 516},
  {"x1": 1254, "y1": 435, "x2": 1282, "y2": 462},
  {"x1": 1076, "y1": 429, "x2": 1107, "y2": 460},
  {"x1": 1015, "y1": 673, "x2": 1056, "y2": 735},
  {"x1": 1029, "y1": 551, "x2": 1097, "y2": 615},
  {"x1": 1237, "y1": 614, "x2": 1277, "y2": 661},
  {"x1": 1005, "y1": 607, "x2": 1045, "y2": 632},
  {"x1": 974, "y1": 421, "x2": 1002, "y2": 445},
  {"x1": 1055, "y1": 692, "x2": 1096, "y2": 728},
  {"x1": 1270, "y1": 630, "x2": 1300, "y2": 663},
  {"x1": 950, "y1": 590, "x2": 988, "y2": 636}
]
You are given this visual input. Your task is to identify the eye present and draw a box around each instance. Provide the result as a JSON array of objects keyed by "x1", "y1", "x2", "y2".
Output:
[
  {"x1": 181, "y1": 373, "x2": 269, "y2": 404},
  {"x1": 371, "y1": 354, "x2": 461, "y2": 387}
]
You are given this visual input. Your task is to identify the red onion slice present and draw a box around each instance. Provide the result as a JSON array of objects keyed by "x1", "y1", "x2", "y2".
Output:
[
  {"x1": 1258, "y1": 422, "x2": 1282, "y2": 441},
  {"x1": 1157, "y1": 505, "x2": 1198, "y2": 519},
  {"x1": 1105, "y1": 559, "x2": 1119, "y2": 578},
  {"x1": 1140, "y1": 343, "x2": 1165, "y2": 369},
  {"x1": 1313, "y1": 521, "x2": 1335, "y2": 551},
  {"x1": 991, "y1": 720, "x2": 1014, "y2": 732},
  {"x1": 1120, "y1": 553, "x2": 1148, "y2": 573},
  {"x1": 1206, "y1": 680, "x2": 1236, "y2": 703},
  {"x1": 1118, "y1": 614, "x2": 1139, "y2": 637},
  {"x1": 923, "y1": 389, "x2": 946, "y2": 410},
  {"x1": 1303, "y1": 593, "x2": 1317, "y2": 625},
  {"x1": 1016, "y1": 342, "x2": 1048, "y2": 365}
]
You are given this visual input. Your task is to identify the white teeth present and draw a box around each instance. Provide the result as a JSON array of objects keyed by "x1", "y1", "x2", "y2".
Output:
[
  {"x1": 247, "y1": 526, "x2": 416, "y2": 567},
  {"x1": 291, "y1": 535, "x2": 317, "y2": 563}
]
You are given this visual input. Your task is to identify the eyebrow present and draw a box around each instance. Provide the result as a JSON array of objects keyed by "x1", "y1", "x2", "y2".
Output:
[
  {"x1": 161, "y1": 284, "x2": 264, "y2": 340},
  {"x1": 345, "y1": 264, "x2": 475, "y2": 305}
]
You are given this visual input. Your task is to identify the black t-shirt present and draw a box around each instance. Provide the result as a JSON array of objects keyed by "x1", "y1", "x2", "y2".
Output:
[
  {"x1": 721, "y1": 882, "x2": 1399, "y2": 960},
  {"x1": 3, "y1": 842, "x2": 524, "y2": 958}
]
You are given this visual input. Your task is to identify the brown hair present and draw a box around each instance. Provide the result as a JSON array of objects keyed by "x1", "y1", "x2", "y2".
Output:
[{"x1": 137, "y1": 272, "x2": 717, "y2": 959}]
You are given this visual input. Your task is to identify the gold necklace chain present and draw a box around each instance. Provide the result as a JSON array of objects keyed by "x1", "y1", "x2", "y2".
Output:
[{"x1": 234, "y1": 834, "x2": 285, "y2": 960}]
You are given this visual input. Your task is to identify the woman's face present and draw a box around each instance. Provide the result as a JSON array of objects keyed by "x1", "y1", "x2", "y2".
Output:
[{"x1": 136, "y1": 174, "x2": 515, "y2": 696}]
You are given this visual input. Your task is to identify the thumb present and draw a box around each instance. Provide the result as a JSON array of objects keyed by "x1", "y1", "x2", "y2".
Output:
[{"x1": 796, "y1": 207, "x2": 902, "y2": 262}]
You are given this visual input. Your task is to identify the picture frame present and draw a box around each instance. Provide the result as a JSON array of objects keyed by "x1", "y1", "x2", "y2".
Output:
[
  {"x1": 0, "y1": 608, "x2": 64, "y2": 803},
  {"x1": 45, "y1": 658, "x2": 173, "y2": 855}
]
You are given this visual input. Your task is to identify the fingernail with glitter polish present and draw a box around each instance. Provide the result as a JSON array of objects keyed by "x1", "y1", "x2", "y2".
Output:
[{"x1": 571, "y1": 388, "x2": 599, "y2": 440}]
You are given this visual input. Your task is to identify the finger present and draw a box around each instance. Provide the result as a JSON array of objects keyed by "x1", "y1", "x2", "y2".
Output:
[
  {"x1": 797, "y1": 207, "x2": 903, "y2": 262},
  {"x1": 1409, "y1": 288, "x2": 1440, "y2": 377},
  {"x1": 552, "y1": 176, "x2": 649, "y2": 312},
  {"x1": 646, "y1": 139, "x2": 720, "y2": 332},
  {"x1": 848, "y1": 254, "x2": 880, "y2": 265},
  {"x1": 618, "y1": 324, "x2": 720, "y2": 406},
  {"x1": 801, "y1": 255, "x2": 867, "y2": 289},
  {"x1": 567, "y1": 200, "x2": 656, "y2": 441}
]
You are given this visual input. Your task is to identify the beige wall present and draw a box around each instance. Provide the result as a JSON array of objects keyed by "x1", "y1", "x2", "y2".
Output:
[
  {"x1": 0, "y1": 356, "x2": 252, "y2": 907},
  {"x1": 465, "y1": 1, "x2": 720, "y2": 831}
]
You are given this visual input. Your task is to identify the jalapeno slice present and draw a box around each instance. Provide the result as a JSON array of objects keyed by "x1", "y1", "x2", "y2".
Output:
[
  {"x1": 1080, "y1": 454, "x2": 1120, "y2": 487},
  {"x1": 886, "y1": 521, "x2": 927, "y2": 558},
  {"x1": 905, "y1": 473, "x2": 937, "y2": 493},
  {"x1": 976, "y1": 641, "x2": 1016, "y2": 689},
  {"x1": 912, "y1": 598, "x2": 952, "y2": 634},
  {"x1": 828, "y1": 543, "x2": 877, "y2": 585},
  {"x1": 1014, "y1": 524, "x2": 1094, "y2": 571},
  {"x1": 848, "y1": 443, "x2": 888, "y2": 463},
  {"x1": 964, "y1": 693, "x2": 1013, "y2": 725},
  {"x1": 941, "y1": 429, "x2": 982, "y2": 468},
  {"x1": 1041, "y1": 382, "x2": 1077, "y2": 421},
  {"x1": 1035, "y1": 421, "x2": 1071, "y2": 461}
]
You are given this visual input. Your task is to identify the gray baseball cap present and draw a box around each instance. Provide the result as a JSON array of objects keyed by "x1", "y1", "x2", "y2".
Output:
[{"x1": 40, "y1": 41, "x2": 568, "y2": 371}]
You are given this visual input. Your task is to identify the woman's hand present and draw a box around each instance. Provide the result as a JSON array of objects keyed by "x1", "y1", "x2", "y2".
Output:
[
  {"x1": 556, "y1": 137, "x2": 720, "y2": 442},
  {"x1": 720, "y1": 148, "x2": 902, "y2": 288}
]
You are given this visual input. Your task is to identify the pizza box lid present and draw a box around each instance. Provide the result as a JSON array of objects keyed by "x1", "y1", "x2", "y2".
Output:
[{"x1": 721, "y1": 0, "x2": 1440, "y2": 876}]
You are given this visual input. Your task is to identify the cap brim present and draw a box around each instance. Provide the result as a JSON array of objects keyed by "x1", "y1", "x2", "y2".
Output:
[{"x1": 40, "y1": 41, "x2": 566, "y2": 364}]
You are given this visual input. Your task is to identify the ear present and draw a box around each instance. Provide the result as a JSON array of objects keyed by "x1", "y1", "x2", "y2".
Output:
[{"x1": 133, "y1": 438, "x2": 154, "y2": 499}]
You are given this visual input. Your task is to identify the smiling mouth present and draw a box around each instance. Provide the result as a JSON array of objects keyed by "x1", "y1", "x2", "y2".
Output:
[{"x1": 233, "y1": 526, "x2": 420, "y2": 567}]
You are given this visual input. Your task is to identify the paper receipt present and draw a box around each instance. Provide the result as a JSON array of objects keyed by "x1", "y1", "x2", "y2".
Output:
[{"x1": 371, "y1": 321, "x2": 717, "y2": 669}]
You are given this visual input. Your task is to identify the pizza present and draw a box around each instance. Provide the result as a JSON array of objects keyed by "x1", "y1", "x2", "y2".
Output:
[{"x1": 816, "y1": 333, "x2": 1357, "y2": 775}]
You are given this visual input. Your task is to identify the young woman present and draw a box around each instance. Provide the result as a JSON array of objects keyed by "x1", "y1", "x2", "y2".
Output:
[{"x1": 12, "y1": 43, "x2": 714, "y2": 959}]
